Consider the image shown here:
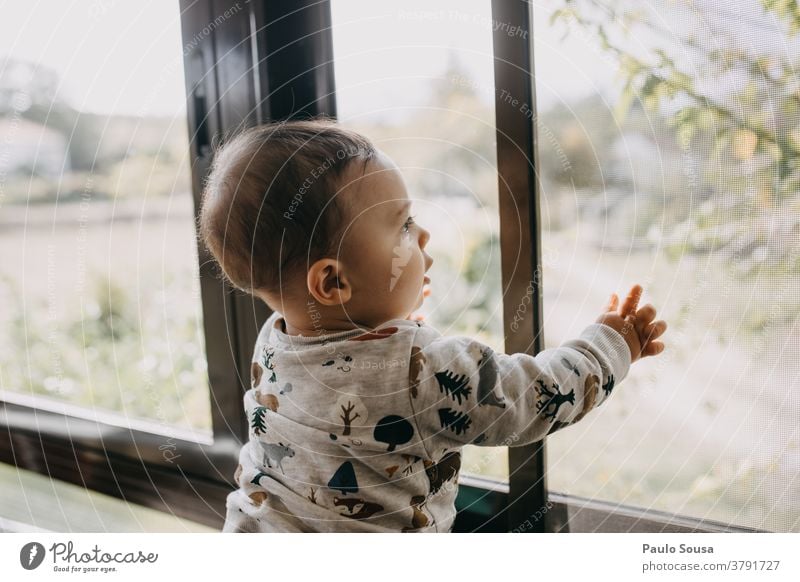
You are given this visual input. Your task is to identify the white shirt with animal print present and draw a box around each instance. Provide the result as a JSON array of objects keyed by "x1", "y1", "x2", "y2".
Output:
[{"x1": 222, "y1": 311, "x2": 631, "y2": 532}]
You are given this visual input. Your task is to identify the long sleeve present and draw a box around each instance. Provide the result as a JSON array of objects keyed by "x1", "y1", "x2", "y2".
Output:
[{"x1": 407, "y1": 323, "x2": 631, "y2": 451}]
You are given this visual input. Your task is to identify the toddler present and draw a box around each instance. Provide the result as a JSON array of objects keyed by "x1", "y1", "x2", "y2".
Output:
[{"x1": 199, "y1": 118, "x2": 667, "y2": 532}]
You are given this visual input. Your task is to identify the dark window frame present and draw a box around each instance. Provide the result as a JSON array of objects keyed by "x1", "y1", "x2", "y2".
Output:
[{"x1": 0, "y1": 0, "x2": 767, "y2": 534}]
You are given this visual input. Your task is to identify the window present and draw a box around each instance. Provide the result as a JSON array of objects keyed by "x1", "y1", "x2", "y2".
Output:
[
  {"x1": 0, "y1": 0, "x2": 251, "y2": 531},
  {"x1": 0, "y1": 1, "x2": 211, "y2": 437},
  {"x1": 330, "y1": 0, "x2": 508, "y2": 482},
  {"x1": 533, "y1": 0, "x2": 799, "y2": 532}
]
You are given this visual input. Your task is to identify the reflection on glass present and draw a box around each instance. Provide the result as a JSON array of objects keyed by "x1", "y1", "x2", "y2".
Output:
[
  {"x1": 0, "y1": 2, "x2": 211, "y2": 435},
  {"x1": 533, "y1": 0, "x2": 799, "y2": 531},
  {"x1": 331, "y1": 0, "x2": 507, "y2": 479}
]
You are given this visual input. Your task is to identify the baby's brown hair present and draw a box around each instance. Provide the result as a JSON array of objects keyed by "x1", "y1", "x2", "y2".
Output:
[{"x1": 199, "y1": 118, "x2": 377, "y2": 300}]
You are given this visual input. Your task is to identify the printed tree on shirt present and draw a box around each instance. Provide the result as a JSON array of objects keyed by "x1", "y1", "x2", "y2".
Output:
[
  {"x1": 373, "y1": 415, "x2": 414, "y2": 452},
  {"x1": 334, "y1": 395, "x2": 368, "y2": 437},
  {"x1": 251, "y1": 406, "x2": 268, "y2": 435},
  {"x1": 435, "y1": 370, "x2": 472, "y2": 405},
  {"x1": 328, "y1": 461, "x2": 359, "y2": 495},
  {"x1": 438, "y1": 408, "x2": 471, "y2": 436},
  {"x1": 340, "y1": 401, "x2": 360, "y2": 436}
]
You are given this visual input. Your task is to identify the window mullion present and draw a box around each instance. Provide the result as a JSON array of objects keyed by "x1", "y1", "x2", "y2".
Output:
[{"x1": 491, "y1": 0, "x2": 550, "y2": 533}]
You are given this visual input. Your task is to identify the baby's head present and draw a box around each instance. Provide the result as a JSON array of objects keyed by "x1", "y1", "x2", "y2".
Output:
[{"x1": 199, "y1": 118, "x2": 433, "y2": 331}]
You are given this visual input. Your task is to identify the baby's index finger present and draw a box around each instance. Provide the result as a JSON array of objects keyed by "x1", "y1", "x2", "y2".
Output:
[
  {"x1": 619, "y1": 284, "x2": 643, "y2": 318},
  {"x1": 605, "y1": 293, "x2": 619, "y2": 312}
]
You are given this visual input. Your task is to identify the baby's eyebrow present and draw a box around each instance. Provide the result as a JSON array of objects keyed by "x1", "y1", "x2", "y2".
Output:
[{"x1": 393, "y1": 201, "x2": 412, "y2": 220}]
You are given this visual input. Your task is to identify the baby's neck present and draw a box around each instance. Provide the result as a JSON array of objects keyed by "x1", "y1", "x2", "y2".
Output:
[
  {"x1": 281, "y1": 312, "x2": 402, "y2": 337},
  {"x1": 282, "y1": 317, "x2": 362, "y2": 337}
]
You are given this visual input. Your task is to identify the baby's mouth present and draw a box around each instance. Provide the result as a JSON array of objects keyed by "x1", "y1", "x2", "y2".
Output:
[{"x1": 422, "y1": 276, "x2": 432, "y2": 299}]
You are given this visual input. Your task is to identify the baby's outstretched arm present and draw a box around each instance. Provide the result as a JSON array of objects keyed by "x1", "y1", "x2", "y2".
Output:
[{"x1": 408, "y1": 315, "x2": 634, "y2": 450}]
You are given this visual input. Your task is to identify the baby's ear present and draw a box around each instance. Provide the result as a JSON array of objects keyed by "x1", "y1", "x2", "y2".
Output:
[{"x1": 307, "y1": 258, "x2": 351, "y2": 306}]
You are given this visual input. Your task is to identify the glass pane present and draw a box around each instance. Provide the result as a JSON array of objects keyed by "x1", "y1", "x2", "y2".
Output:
[
  {"x1": 0, "y1": 1, "x2": 211, "y2": 437},
  {"x1": 331, "y1": 1, "x2": 506, "y2": 480},
  {"x1": 534, "y1": 0, "x2": 799, "y2": 531}
]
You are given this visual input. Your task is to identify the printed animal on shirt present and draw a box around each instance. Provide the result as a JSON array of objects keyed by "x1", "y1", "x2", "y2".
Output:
[
  {"x1": 333, "y1": 496, "x2": 384, "y2": 520},
  {"x1": 251, "y1": 361, "x2": 263, "y2": 388},
  {"x1": 256, "y1": 390, "x2": 279, "y2": 412},
  {"x1": 401, "y1": 495, "x2": 431, "y2": 532},
  {"x1": 408, "y1": 345, "x2": 426, "y2": 399},
  {"x1": 534, "y1": 379, "x2": 575, "y2": 420},
  {"x1": 423, "y1": 451, "x2": 461, "y2": 495},
  {"x1": 258, "y1": 441, "x2": 295, "y2": 474},
  {"x1": 248, "y1": 491, "x2": 268, "y2": 506},
  {"x1": 469, "y1": 344, "x2": 507, "y2": 409},
  {"x1": 547, "y1": 373, "x2": 600, "y2": 435}
]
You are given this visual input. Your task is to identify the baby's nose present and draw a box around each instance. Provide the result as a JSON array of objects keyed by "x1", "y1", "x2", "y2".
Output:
[{"x1": 420, "y1": 226, "x2": 432, "y2": 247}]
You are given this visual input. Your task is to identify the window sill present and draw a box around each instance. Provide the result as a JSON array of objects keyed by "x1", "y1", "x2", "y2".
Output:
[
  {"x1": 547, "y1": 492, "x2": 766, "y2": 533},
  {"x1": 0, "y1": 461, "x2": 216, "y2": 532}
]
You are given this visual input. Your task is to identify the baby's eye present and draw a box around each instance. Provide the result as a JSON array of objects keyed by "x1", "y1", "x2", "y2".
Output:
[{"x1": 402, "y1": 214, "x2": 416, "y2": 233}]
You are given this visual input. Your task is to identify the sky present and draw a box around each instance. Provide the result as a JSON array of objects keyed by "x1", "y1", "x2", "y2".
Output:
[
  {"x1": 0, "y1": 0, "x2": 190, "y2": 117},
  {"x1": 0, "y1": 0, "x2": 793, "y2": 119},
  {"x1": 0, "y1": 0, "x2": 611, "y2": 119},
  {"x1": 329, "y1": 0, "x2": 617, "y2": 120}
]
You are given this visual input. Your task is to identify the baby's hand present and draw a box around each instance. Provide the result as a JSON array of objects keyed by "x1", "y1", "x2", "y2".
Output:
[{"x1": 595, "y1": 284, "x2": 667, "y2": 363}]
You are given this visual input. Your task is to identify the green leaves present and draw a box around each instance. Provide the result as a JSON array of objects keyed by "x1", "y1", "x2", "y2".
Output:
[
  {"x1": 761, "y1": 0, "x2": 800, "y2": 35},
  {"x1": 551, "y1": 0, "x2": 800, "y2": 211}
]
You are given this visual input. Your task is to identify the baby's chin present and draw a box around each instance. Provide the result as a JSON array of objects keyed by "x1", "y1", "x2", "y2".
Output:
[
  {"x1": 406, "y1": 290, "x2": 426, "y2": 317},
  {"x1": 390, "y1": 284, "x2": 427, "y2": 321}
]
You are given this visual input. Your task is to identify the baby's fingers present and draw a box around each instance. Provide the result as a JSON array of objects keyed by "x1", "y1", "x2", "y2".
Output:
[
  {"x1": 643, "y1": 319, "x2": 667, "y2": 343},
  {"x1": 642, "y1": 340, "x2": 665, "y2": 357},
  {"x1": 604, "y1": 293, "x2": 619, "y2": 313},
  {"x1": 634, "y1": 304, "x2": 657, "y2": 337},
  {"x1": 619, "y1": 284, "x2": 643, "y2": 318}
]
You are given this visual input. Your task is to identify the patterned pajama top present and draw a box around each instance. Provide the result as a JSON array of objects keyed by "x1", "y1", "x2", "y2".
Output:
[{"x1": 222, "y1": 311, "x2": 631, "y2": 532}]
